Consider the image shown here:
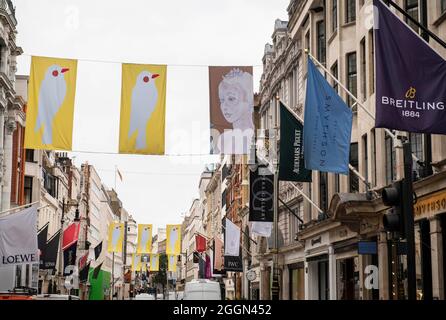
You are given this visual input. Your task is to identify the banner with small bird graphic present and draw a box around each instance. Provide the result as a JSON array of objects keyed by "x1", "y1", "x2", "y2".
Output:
[
  {"x1": 167, "y1": 254, "x2": 177, "y2": 272},
  {"x1": 136, "y1": 224, "x2": 153, "y2": 254},
  {"x1": 119, "y1": 63, "x2": 167, "y2": 155},
  {"x1": 107, "y1": 221, "x2": 124, "y2": 253},
  {"x1": 166, "y1": 224, "x2": 181, "y2": 255},
  {"x1": 24, "y1": 56, "x2": 78, "y2": 150},
  {"x1": 131, "y1": 253, "x2": 142, "y2": 271},
  {"x1": 149, "y1": 254, "x2": 159, "y2": 272}
]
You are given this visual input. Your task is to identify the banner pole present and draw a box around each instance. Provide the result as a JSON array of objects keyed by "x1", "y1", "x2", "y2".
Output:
[{"x1": 305, "y1": 50, "x2": 422, "y2": 164}]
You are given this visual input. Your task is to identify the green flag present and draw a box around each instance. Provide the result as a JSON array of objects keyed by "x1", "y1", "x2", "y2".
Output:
[{"x1": 279, "y1": 102, "x2": 312, "y2": 182}]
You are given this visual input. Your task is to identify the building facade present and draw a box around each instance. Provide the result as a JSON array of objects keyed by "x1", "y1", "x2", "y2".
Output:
[{"x1": 255, "y1": 0, "x2": 446, "y2": 300}]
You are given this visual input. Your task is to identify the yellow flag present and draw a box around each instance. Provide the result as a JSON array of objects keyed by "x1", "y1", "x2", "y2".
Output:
[
  {"x1": 137, "y1": 224, "x2": 153, "y2": 254},
  {"x1": 166, "y1": 224, "x2": 181, "y2": 255},
  {"x1": 107, "y1": 221, "x2": 124, "y2": 253},
  {"x1": 119, "y1": 63, "x2": 167, "y2": 155},
  {"x1": 131, "y1": 253, "x2": 142, "y2": 271},
  {"x1": 24, "y1": 56, "x2": 78, "y2": 150},
  {"x1": 150, "y1": 254, "x2": 159, "y2": 272},
  {"x1": 167, "y1": 254, "x2": 177, "y2": 272}
]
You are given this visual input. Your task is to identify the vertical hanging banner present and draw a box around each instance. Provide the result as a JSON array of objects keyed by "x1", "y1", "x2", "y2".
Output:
[
  {"x1": 37, "y1": 223, "x2": 49, "y2": 268},
  {"x1": 213, "y1": 237, "x2": 224, "y2": 274},
  {"x1": 166, "y1": 224, "x2": 181, "y2": 255},
  {"x1": 0, "y1": 205, "x2": 39, "y2": 266},
  {"x1": 374, "y1": 0, "x2": 446, "y2": 134},
  {"x1": 62, "y1": 222, "x2": 80, "y2": 250},
  {"x1": 279, "y1": 102, "x2": 312, "y2": 182},
  {"x1": 209, "y1": 66, "x2": 255, "y2": 155},
  {"x1": 131, "y1": 253, "x2": 142, "y2": 271},
  {"x1": 42, "y1": 231, "x2": 60, "y2": 270},
  {"x1": 150, "y1": 254, "x2": 159, "y2": 272},
  {"x1": 303, "y1": 59, "x2": 353, "y2": 175},
  {"x1": 24, "y1": 56, "x2": 78, "y2": 150},
  {"x1": 119, "y1": 64, "x2": 167, "y2": 155},
  {"x1": 195, "y1": 234, "x2": 207, "y2": 253},
  {"x1": 136, "y1": 224, "x2": 153, "y2": 254},
  {"x1": 224, "y1": 218, "x2": 240, "y2": 257},
  {"x1": 107, "y1": 222, "x2": 124, "y2": 253},
  {"x1": 249, "y1": 165, "x2": 274, "y2": 222},
  {"x1": 167, "y1": 254, "x2": 177, "y2": 272}
]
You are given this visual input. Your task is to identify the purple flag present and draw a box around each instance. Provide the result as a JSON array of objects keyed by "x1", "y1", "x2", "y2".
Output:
[{"x1": 374, "y1": 0, "x2": 446, "y2": 134}]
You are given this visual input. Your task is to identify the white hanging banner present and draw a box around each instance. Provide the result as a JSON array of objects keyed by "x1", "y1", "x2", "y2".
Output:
[
  {"x1": 250, "y1": 221, "x2": 273, "y2": 238},
  {"x1": 224, "y1": 218, "x2": 240, "y2": 257},
  {"x1": 0, "y1": 205, "x2": 39, "y2": 267}
]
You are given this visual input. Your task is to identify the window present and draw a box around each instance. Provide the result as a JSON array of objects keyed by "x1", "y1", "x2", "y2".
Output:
[
  {"x1": 25, "y1": 149, "x2": 34, "y2": 162},
  {"x1": 331, "y1": 61, "x2": 338, "y2": 93},
  {"x1": 24, "y1": 176, "x2": 33, "y2": 204},
  {"x1": 371, "y1": 129, "x2": 377, "y2": 187},
  {"x1": 332, "y1": 0, "x2": 338, "y2": 32},
  {"x1": 346, "y1": 0, "x2": 356, "y2": 23},
  {"x1": 385, "y1": 133, "x2": 396, "y2": 185},
  {"x1": 405, "y1": 0, "x2": 419, "y2": 32},
  {"x1": 346, "y1": 52, "x2": 357, "y2": 108},
  {"x1": 360, "y1": 38, "x2": 367, "y2": 101},
  {"x1": 317, "y1": 21, "x2": 326, "y2": 64},
  {"x1": 43, "y1": 169, "x2": 57, "y2": 198},
  {"x1": 349, "y1": 143, "x2": 359, "y2": 193},
  {"x1": 369, "y1": 30, "x2": 375, "y2": 95},
  {"x1": 334, "y1": 174, "x2": 340, "y2": 193},
  {"x1": 319, "y1": 172, "x2": 328, "y2": 213},
  {"x1": 362, "y1": 134, "x2": 368, "y2": 183},
  {"x1": 410, "y1": 133, "x2": 424, "y2": 180},
  {"x1": 442, "y1": 0, "x2": 446, "y2": 14}
]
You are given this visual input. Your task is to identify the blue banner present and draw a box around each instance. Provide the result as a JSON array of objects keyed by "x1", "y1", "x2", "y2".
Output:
[
  {"x1": 374, "y1": 0, "x2": 446, "y2": 134},
  {"x1": 303, "y1": 59, "x2": 353, "y2": 175}
]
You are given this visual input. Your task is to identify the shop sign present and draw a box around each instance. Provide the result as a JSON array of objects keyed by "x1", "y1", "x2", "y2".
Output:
[{"x1": 414, "y1": 189, "x2": 446, "y2": 219}]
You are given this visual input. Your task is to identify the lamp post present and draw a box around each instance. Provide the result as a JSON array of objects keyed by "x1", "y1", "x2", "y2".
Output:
[
  {"x1": 58, "y1": 196, "x2": 80, "y2": 293},
  {"x1": 271, "y1": 94, "x2": 280, "y2": 300}
]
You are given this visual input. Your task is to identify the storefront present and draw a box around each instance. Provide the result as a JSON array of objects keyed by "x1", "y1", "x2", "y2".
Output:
[{"x1": 288, "y1": 262, "x2": 305, "y2": 300}]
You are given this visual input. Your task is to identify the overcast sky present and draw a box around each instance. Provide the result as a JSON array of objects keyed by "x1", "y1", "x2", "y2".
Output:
[{"x1": 15, "y1": 0, "x2": 289, "y2": 232}]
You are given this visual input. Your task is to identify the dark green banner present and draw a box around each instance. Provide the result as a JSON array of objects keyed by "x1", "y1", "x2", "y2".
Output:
[{"x1": 279, "y1": 102, "x2": 312, "y2": 182}]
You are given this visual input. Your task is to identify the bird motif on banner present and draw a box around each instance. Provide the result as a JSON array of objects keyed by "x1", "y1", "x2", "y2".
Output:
[
  {"x1": 169, "y1": 226, "x2": 179, "y2": 254},
  {"x1": 140, "y1": 227, "x2": 150, "y2": 251},
  {"x1": 111, "y1": 225, "x2": 122, "y2": 251},
  {"x1": 35, "y1": 64, "x2": 69, "y2": 145},
  {"x1": 128, "y1": 71, "x2": 159, "y2": 150}
]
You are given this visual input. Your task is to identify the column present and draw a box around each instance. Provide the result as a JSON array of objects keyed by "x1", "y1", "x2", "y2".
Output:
[
  {"x1": 378, "y1": 231, "x2": 389, "y2": 300},
  {"x1": 282, "y1": 264, "x2": 289, "y2": 300},
  {"x1": 1, "y1": 118, "x2": 16, "y2": 211},
  {"x1": 430, "y1": 216, "x2": 444, "y2": 300},
  {"x1": 304, "y1": 260, "x2": 310, "y2": 300},
  {"x1": 328, "y1": 245, "x2": 337, "y2": 300}
]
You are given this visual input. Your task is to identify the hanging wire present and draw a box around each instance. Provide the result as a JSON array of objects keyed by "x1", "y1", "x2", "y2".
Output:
[{"x1": 20, "y1": 53, "x2": 263, "y2": 68}]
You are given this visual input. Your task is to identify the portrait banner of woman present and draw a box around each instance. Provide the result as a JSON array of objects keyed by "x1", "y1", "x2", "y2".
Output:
[{"x1": 209, "y1": 66, "x2": 254, "y2": 155}]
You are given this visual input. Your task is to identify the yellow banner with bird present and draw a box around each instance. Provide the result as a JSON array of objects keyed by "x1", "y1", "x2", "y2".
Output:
[
  {"x1": 119, "y1": 64, "x2": 166, "y2": 155},
  {"x1": 24, "y1": 56, "x2": 78, "y2": 150}
]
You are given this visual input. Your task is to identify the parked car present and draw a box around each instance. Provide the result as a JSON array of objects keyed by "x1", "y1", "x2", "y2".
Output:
[
  {"x1": 134, "y1": 293, "x2": 155, "y2": 300},
  {"x1": 183, "y1": 279, "x2": 222, "y2": 300}
]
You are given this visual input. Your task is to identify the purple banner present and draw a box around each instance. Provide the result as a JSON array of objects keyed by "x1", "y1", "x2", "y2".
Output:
[{"x1": 374, "y1": 0, "x2": 446, "y2": 134}]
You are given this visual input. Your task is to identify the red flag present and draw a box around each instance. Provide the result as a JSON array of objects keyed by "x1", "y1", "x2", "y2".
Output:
[
  {"x1": 195, "y1": 234, "x2": 206, "y2": 252},
  {"x1": 62, "y1": 222, "x2": 80, "y2": 250}
]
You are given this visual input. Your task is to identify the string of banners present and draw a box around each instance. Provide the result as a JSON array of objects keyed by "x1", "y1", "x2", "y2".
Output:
[{"x1": 23, "y1": 56, "x2": 255, "y2": 156}]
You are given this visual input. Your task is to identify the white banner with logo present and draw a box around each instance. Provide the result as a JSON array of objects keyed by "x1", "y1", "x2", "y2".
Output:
[
  {"x1": 0, "y1": 205, "x2": 39, "y2": 267},
  {"x1": 224, "y1": 218, "x2": 240, "y2": 257}
]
